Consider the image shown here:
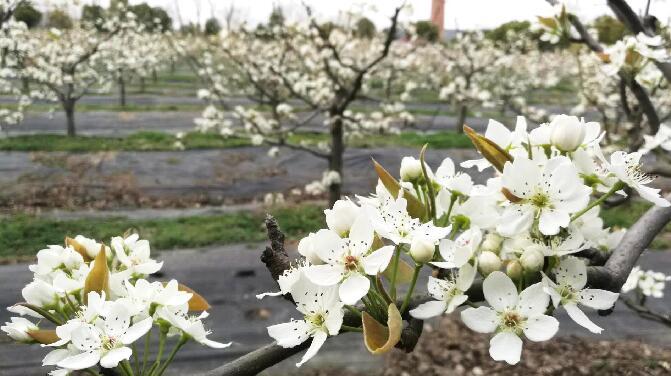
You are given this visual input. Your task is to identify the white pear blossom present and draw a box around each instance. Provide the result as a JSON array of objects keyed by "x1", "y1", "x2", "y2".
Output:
[
  {"x1": 542, "y1": 257, "x2": 618, "y2": 333},
  {"x1": 434, "y1": 226, "x2": 482, "y2": 269},
  {"x1": 157, "y1": 307, "x2": 231, "y2": 349},
  {"x1": 324, "y1": 199, "x2": 361, "y2": 237},
  {"x1": 304, "y1": 213, "x2": 395, "y2": 304},
  {"x1": 598, "y1": 151, "x2": 670, "y2": 207},
  {"x1": 55, "y1": 303, "x2": 152, "y2": 370},
  {"x1": 267, "y1": 276, "x2": 343, "y2": 367},
  {"x1": 461, "y1": 272, "x2": 558, "y2": 365},
  {"x1": 410, "y1": 262, "x2": 476, "y2": 319},
  {"x1": 499, "y1": 156, "x2": 591, "y2": 236},
  {"x1": 111, "y1": 234, "x2": 163, "y2": 276}
]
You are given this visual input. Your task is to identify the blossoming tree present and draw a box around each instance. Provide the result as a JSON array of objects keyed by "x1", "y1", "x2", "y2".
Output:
[{"x1": 178, "y1": 6, "x2": 413, "y2": 205}]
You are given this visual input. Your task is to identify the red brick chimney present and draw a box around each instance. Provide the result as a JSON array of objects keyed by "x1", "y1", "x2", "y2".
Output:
[{"x1": 431, "y1": 0, "x2": 445, "y2": 35}]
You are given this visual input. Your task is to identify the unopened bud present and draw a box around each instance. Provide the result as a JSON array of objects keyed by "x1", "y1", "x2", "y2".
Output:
[
  {"x1": 481, "y1": 233, "x2": 503, "y2": 254},
  {"x1": 478, "y1": 251, "x2": 502, "y2": 276},
  {"x1": 550, "y1": 115, "x2": 586, "y2": 152},
  {"x1": 400, "y1": 157, "x2": 423, "y2": 182},
  {"x1": 410, "y1": 237, "x2": 436, "y2": 263},
  {"x1": 520, "y1": 248, "x2": 545, "y2": 272},
  {"x1": 506, "y1": 260, "x2": 523, "y2": 280}
]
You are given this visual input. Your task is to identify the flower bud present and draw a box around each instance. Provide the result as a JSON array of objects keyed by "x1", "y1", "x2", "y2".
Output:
[
  {"x1": 400, "y1": 157, "x2": 422, "y2": 182},
  {"x1": 477, "y1": 251, "x2": 502, "y2": 276},
  {"x1": 506, "y1": 260, "x2": 523, "y2": 280},
  {"x1": 481, "y1": 233, "x2": 503, "y2": 254},
  {"x1": 1, "y1": 317, "x2": 38, "y2": 343},
  {"x1": 410, "y1": 237, "x2": 436, "y2": 263},
  {"x1": 21, "y1": 280, "x2": 59, "y2": 308},
  {"x1": 550, "y1": 115, "x2": 586, "y2": 152},
  {"x1": 520, "y1": 248, "x2": 545, "y2": 272}
]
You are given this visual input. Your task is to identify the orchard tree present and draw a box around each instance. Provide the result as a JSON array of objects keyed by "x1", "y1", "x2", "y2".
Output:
[
  {"x1": 45, "y1": 8, "x2": 72, "y2": 29},
  {"x1": 180, "y1": 6, "x2": 409, "y2": 205},
  {"x1": 13, "y1": 0, "x2": 40, "y2": 28},
  {"x1": 204, "y1": 17, "x2": 221, "y2": 35},
  {"x1": 23, "y1": 11, "x2": 137, "y2": 135}
]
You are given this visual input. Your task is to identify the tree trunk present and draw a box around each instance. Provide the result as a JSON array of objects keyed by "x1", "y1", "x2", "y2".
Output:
[
  {"x1": 64, "y1": 100, "x2": 76, "y2": 137},
  {"x1": 152, "y1": 69, "x2": 158, "y2": 83},
  {"x1": 456, "y1": 104, "x2": 468, "y2": 133},
  {"x1": 22, "y1": 78, "x2": 30, "y2": 93},
  {"x1": 170, "y1": 59, "x2": 176, "y2": 73},
  {"x1": 139, "y1": 77, "x2": 146, "y2": 93},
  {"x1": 118, "y1": 76, "x2": 126, "y2": 107},
  {"x1": 328, "y1": 115, "x2": 344, "y2": 207}
]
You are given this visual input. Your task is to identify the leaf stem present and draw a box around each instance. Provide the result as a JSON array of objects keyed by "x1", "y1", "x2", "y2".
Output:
[{"x1": 570, "y1": 181, "x2": 625, "y2": 221}]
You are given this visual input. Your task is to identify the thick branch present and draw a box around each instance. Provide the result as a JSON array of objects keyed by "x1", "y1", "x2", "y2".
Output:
[{"x1": 585, "y1": 194, "x2": 671, "y2": 291}]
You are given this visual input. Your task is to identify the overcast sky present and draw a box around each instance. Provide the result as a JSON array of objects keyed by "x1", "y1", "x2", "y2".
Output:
[{"x1": 36, "y1": 0, "x2": 671, "y2": 30}]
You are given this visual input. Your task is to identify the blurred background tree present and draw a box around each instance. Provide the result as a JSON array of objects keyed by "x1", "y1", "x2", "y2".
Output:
[
  {"x1": 14, "y1": 1, "x2": 42, "y2": 29},
  {"x1": 46, "y1": 9, "x2": 73, "y2": 29}
]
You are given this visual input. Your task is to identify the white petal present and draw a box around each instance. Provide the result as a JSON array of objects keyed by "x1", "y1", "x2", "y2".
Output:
[
  {"x1": 268, "y1": 321, "x2": 312, "y2": 348},
  {"x1": 446, "y1": 294, "x2": 468, "y2": 313},
  {"x1": 120, "y1": 317, "x2": 153, "y2": 345},
  {"x1": 312, "y1": 229, "x2": 347, "y2": 264},
  {"x1": 338, "y1": 274, "x2": 370, "y2": 305},
  {"x1": 296, "y1": 330, "x2": 328, "y2": 367},
  {"x1": 43, "y1": 349, "x2": 71, "y2": 366},
  {"x1": 362, "y1": 245, "x2": 394, "y2": 275},
  {"x1": 304, "y1": 264, "x2": 344, "y2": 286},
  {"x1": 517, "y1": 283, "x2": 550, "y2": 317},
  {"x1": 349, "y1": 214, "x2": 374, "y2": 255},
  {"x1": 103, "y1": 304, "x2": 131, "y2": 338},
  {"x1": 483, "y1": 271, "x2": 518, "y2": 311},
  {"x1": 489, "y1": 331, "x2": 522, "y2": 365},
  {"x1": 564, "y1": 303, "x2": 603, "y2": 334},
  {"x1": 497, "y1": 205, "x2": 534, "y2": 236},
  {"x1": 100, "y1": 347, "x2": 132, "y2": 368},
  {"x1": 324, "y1": 308, "x2": 344, "y2": 335},
  {"x1": 199, "y1": 338, "x2": 232, "y2": 349},
  {"x1": 456, "y1": 262, "x2": 476, "y2": 292},
  {"x1": 555, "y1": 257, "x2": 587, "y2": 290},
  {"x1": 460, "y1": 306, "x2": 498, "y2": 333},
  {"x1": 502, "y1": 158, "x2": 541, "y2": 198},
  {"x1": 409, "y1": 300, "x2": 448, "y2": 319},
  {"x1": 538, "y1": 209, "x2": 569, "y2": 236},
  {"x1": 579, "y1": 289, "x2": 619, "y2": 310},
  {"x1": 57, "y1": 351, "x2": 101, "y2": 370},
  {"x1": 522, "y1": 314, "x2": 558, "y2": 341}
]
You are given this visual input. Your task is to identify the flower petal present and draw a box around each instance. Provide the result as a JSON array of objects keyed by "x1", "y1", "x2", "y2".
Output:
[
  {"x1": 296, "y1": 330, "x2": 328, "y2": 367},
  {"x1": 579, "y1": 289, "x2": 619, "y2": 310},
  {"x1": 100, "y1": 347, "x2": 132, "y2": 368},
  {"x1": 362, "y1": 245, "x2": 394, "y2": 275},
  {"x1": 483, "y1": 271, "x2": 518, "y2": 311},
  {"x1": 268, "y1": 320, "x2": 312, "y2": 348},
  {"x1": 523, "y1": 314, "x2": 558, "y2": 341},
  {"x1": 460, "y1": 306, "x2": 498, "y2": 333},
  {"x1": 538, "y1": 209, "x2": 569, "y2": 236},
  {"x1": 338, "y1": 274, "x2": 370, "y2": 305},
  {"x1": 409, "y1": 300, "x2": 447, "y2": 319},
  {"x1": 304, "y1": 264, "x2": 344, "y2": 286},
  {"x1": 120, "y1": 317, "x2": 153, "y2": 345},
  {"x1": 489, "y1": 331, "x2": 522, "y2": 365},
  {"x1": 517, "y1": 283, "x2": 550, "y2": 317},
  {"x1": 57, "y1": 351, "x2": 100, "y2": 370},
  {"x1": 564, "y1": 303, "x2": 603, "y2": 334}
]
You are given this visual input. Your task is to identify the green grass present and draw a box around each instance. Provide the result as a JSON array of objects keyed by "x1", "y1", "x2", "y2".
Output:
[
  {"x1": 0, "y1": 131, "x2": 473, "y2": 152},
  {"x1": 1, "y1": 200, "x2": 669, "y2": 261},
  {"x1": 0, "y1": 205, "x2": 324, "y2": 261},
  {"x1": 602, "y1": 200, "x2": 671, "y2": 249}
]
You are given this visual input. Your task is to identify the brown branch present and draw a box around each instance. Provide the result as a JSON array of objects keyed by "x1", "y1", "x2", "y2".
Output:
[{"x1": 620, "y1": 295, "x2": 671, "y2": 327}]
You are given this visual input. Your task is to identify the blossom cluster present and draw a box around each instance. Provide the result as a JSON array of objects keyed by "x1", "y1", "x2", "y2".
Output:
[
  {"x1": 259, "y1": 114, "x2": 669, "y2": 366},
  {"x1": 622, "y1": 266, "x2": 671, "y2": 298},
  {"x1": 1, "y1": 233, "x2": 229, "y2": 376}
]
